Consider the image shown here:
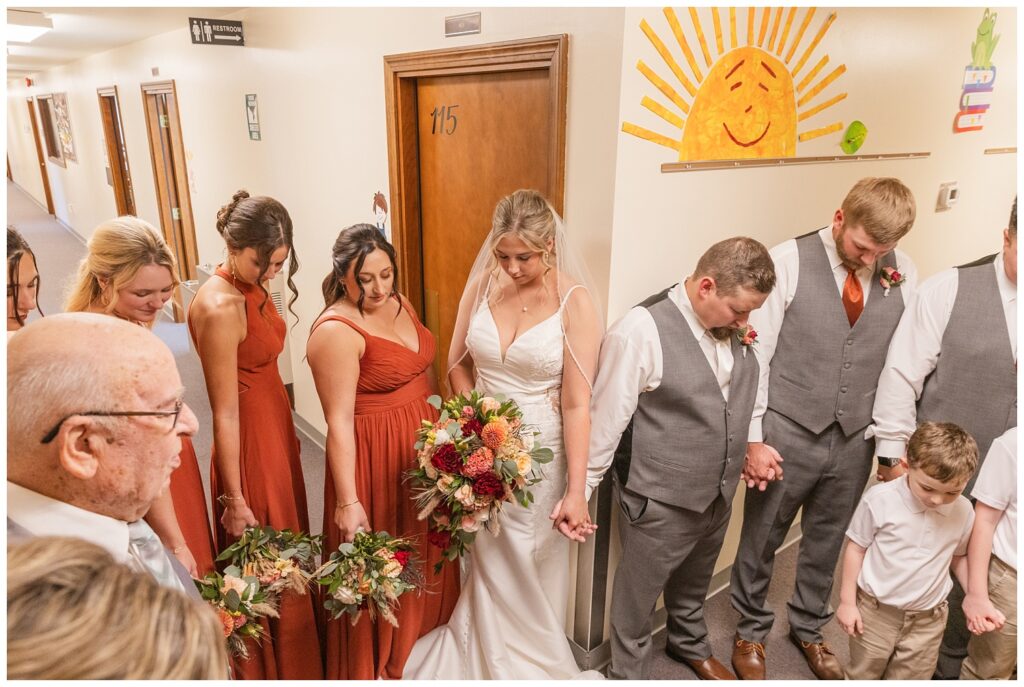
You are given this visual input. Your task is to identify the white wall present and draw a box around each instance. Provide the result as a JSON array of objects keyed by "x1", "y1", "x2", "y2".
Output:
[{"x1": 7, "y1": 96, "x2": 48, "y2": 206}]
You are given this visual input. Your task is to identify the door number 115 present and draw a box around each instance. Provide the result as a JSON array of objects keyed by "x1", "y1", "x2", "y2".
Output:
[{"x1": 429, "y1": 105, "x2": 459, "y2": 135}]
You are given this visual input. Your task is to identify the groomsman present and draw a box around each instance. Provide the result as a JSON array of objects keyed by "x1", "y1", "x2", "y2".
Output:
[
  {"x1": 585, "y1": 237, "x2": 776, "y2": 680},
  {"x1": 868, "y1": 197, "x2": 1017, "y2": 678},
  {"x1": 730, "y1": 177, "x2": 918, "y2": 680},
  {"x1": 7, "y1": 314, "x2": 202, "y2": 597}
]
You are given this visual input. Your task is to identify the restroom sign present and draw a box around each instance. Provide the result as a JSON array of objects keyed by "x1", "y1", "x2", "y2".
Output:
[{"x1": 189, "y1": 18, "x2": 244, "y2": 46}]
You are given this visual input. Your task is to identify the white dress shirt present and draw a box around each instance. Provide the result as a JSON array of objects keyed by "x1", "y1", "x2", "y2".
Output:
[
  {"x1": 971, "y1": 427, "x2": 1017, "y2": 570},
  {"x1": 7, "y1": 481, "x2": 131, "y2": 562},
  {"x1": 585, "y1": 282, "x2": 741, "y2": 500},
  {"x1": 748, "y1": 226, "x2": 918, "y2": 442},
  {"x1": 846, "y1": 475, "x2": 974, "y2": 610},
  {"x1": 867, "y1": 252, "x2": 1016, "y2": 457}
]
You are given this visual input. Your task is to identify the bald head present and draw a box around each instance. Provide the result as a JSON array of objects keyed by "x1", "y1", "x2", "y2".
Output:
[{"x1": 8, "y1": 313, "x2": 194, "y2": 521}]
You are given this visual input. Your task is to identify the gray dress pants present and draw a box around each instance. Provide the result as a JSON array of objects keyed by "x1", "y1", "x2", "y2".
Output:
[
  {"x1": 609, "y1": 479, "x2": 732, "y2": 679},
  {"x1": 731, "y1": 409, "x2": 874, "y2": 643}
]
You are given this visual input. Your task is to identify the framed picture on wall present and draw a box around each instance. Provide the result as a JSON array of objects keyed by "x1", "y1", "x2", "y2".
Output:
[
  {"x1": 51, "y1": 92, "x2": 77, "y2": 163},
  {"x1": 35, "y1": 95, "x2": 65, "y2": 168}
]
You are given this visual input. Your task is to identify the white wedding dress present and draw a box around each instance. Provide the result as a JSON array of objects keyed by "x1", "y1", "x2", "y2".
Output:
[{"x1": 404, "y1": 289, "x2": 602, "y2": 679}]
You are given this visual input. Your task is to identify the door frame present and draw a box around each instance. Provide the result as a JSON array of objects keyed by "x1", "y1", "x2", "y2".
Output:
[
  {"x1": 25, "y1": 97, "x2": 55, "y2": 214},
  {"x1": 382, "y1": 34, "x2": 568, "y2": 315},
  {"x1": 97, "y1": 85, "x2": 137, "y2": 216}
]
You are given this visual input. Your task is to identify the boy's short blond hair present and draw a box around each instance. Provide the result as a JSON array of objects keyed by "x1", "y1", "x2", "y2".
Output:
[
  {"x1": 906, "y1": 421, "x2": 979, "y2": 485},
  {"x1": 841, "y1": 177, "x2": 916, "y2": 244}
]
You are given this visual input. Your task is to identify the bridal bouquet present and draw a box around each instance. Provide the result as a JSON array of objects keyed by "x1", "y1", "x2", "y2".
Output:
[
  {"x1": 216, "y1": 526, "x2": 323, "y2": 597},
  {"x1": 314, "y1": 530, "x2": 423, "y2": 626},
  {"x1": 407, "y1": 392, "x2": 554, "y2": 571},
  {"x1": 194, "y1": 567, "x2": 279, "y2": 659}
]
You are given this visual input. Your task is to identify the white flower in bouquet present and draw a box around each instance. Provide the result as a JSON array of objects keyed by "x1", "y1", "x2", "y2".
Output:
[
  {"x1": 333, "y1": 586, "x2": 358, "y2": 604},
  {"x1": 221, "y1": 574, "x2": 248, "y2": 596},
  {"x1": 520, "y1": 432, "x2": 535, "y2": 451},
  {"x1": 455, "y1": 484, "x2": 475, "y2": 507},
  {"x1": 382, "y1": 560, "x2": 404, "y2": 578},
  {"x1": 515, "y1": 452, "x2": 533, "y2": 476},
  {"x1": 434, "y1": 428, "x2": 452, "y2": 445},
  {"x1": 480, "y1": 397, "x2": 501, "y2": 414}
]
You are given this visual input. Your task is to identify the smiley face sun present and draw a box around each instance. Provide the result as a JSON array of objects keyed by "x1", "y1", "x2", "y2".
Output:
[{"x1": 623, "y1": 7, "x2": 848, "y2": 161}]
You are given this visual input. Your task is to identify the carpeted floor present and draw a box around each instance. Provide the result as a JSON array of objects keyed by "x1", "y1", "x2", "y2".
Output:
[{"x1": 9, "y1": 180, "x2": 855, "y2": 680}]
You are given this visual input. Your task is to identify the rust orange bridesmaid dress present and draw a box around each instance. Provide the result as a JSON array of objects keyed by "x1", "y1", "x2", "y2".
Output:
[
  {"x1": 169, "y1": 436, "x2": 216, "y2": 575},
  {"x1": 190, "y1": 267, "x2": 323, "y2": 680},
  {"x1": 311, "y1": 297, "x2": 460, "y2": 679}
]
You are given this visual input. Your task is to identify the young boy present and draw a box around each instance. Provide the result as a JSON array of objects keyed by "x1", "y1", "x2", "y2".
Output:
[
  {"x1": 960, "y1": 426, "x2": 1017, "y2": 680},
  {"x1": 837, "y1": 421, "x2": 978, "y2": 679}
]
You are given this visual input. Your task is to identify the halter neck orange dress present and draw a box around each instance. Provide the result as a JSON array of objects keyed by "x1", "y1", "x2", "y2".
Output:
[
  {"x1": 189, "y1": 267, "x2": 323, "y2": 680},
  {"x1": 311, "y1": 297, "x2": 460, "y2": 679}
]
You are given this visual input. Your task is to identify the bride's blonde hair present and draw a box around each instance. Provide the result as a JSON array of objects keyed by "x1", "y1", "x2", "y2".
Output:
[{"x1": 487, "y1": 189, "x2": 557, "y2": 272}]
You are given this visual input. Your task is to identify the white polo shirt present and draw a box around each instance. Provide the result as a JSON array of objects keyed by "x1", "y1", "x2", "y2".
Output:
[
  {"x1": 846, "y1": 475, "x2": 974, "y2": 610},
  {"x1": 971, "y1": 427, "x2": 1017, "y2": 571}
]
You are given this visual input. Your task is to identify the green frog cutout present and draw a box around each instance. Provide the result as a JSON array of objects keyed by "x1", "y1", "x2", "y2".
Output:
[{"x1": 971, "y1": 9, "x2": 999, "y2": 69}]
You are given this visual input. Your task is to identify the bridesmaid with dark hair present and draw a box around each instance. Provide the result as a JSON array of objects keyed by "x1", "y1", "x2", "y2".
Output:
[
  {"x1": 307, "y1": 224, "x2": 460, "y2": 679},
  {"x1": 7, "y1": 226, "x2": 41, "y2": 338},
  {"x1": 188, "y1": 190, "x2": 323, "y2": 680}
]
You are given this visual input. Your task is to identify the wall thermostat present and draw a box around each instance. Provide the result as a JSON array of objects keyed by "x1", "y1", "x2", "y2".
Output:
[{"x1": 936, "y1": 181, "x2": 959, "y2": 211}]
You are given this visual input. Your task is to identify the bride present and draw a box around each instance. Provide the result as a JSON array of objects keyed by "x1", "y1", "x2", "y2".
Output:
[{"x1": 404, "y1": 189, "x2": 605, "y2": 679}]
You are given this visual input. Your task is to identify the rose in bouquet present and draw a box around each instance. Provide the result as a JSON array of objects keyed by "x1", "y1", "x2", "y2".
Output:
[
  {"x1": 216, "y1": 525, "x2": 323, "y2": 598},
  {"x1": 314, "y1": 530, "x2": 423, "y2": 627},
  {"x1": 194, "y1": 567, "x2": 279, "y2": 660},
  {"x1": 407, "y1": 391, "x2": 554, "y2": 571}
]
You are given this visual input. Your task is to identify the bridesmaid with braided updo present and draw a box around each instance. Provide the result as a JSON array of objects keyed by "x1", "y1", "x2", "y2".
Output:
[{"x1": 188, "y1": 190, "x2": 323, "y2": 679}]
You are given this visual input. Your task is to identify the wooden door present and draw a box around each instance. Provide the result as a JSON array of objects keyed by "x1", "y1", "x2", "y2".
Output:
[
  {"x1": 141, "y1": 81, "x2": 198, "y2": 321},
  {"x1": 385, "y1": 36, "x2": 568, "y2": 381},
  {"x1": 417, "y1": 71, "x2": 553, "y2": 376},
  {"x1": 26, "y1": 98, "x2": 55, "y2": 214},
  {"x1": 97, "y1": 87, "x2": 136, "y2": 216}
]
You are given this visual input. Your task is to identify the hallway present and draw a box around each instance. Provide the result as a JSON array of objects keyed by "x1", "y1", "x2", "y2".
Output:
[{"x1": 9, "y1": 180, "x2": 852, "y2": 679}]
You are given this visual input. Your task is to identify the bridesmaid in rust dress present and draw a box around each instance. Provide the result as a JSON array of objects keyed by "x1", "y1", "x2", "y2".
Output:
[
  {"x1": 188, "y1": 191, "x2": 323, "y2": 679},
  {"x1": 306, "y1": 225, "x2": 460, "y2": 679},
  {"x1": 64, "y1": 216, "x2": 215, "y2": 577}
]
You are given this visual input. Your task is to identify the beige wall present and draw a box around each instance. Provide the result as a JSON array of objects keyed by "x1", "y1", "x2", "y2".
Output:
[
  {"x1": 5, "y1": 7, "x2": 627, "y2": 435},
  {"x1": 7, "y1": 97, "x2": 47, "y2": 206}
]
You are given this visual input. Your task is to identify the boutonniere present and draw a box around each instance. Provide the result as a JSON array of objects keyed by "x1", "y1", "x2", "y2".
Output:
[
  {"x1": 737, "y1": 325, "x2": 758, "y2": 357},
  {"x1": 879, "y1": 266, "x2": 906, "y2": 297}
]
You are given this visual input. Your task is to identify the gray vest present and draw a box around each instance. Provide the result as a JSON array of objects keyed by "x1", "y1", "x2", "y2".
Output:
[
  {"x1": 612, "y1": 287, "x2": 759, "y2": 512},
  {"x1": 768, "y1": 231, "x2": 905, "y2": 436},
  {"x1": 917, "y1": 254, "x2": 1017, "y2": 472}
]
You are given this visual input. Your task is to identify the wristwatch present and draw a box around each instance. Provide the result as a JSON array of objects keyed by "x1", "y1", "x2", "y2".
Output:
[{"x1": 876, "y1": 455, "x2": 901, "y2": 468}]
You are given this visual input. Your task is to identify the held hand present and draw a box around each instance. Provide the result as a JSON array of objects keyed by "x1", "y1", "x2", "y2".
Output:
[
  {"x1": 836, "y1": 602, "x2": 864, "y2": 636},
  {"x1": 335, "y1": 501, "x2": 370, "y2": 543},
  {"x1": 173, "y1": 545, "x2": 199, "y2": 578},
  {"x1": 876, "y1": 463, "x2": 907, "y2": 482},
  {"x1": 222, "y1": 501, "x2": 258, "y2": 538},
  {"x1": 743, "y1": 442, "x2": 784, "y2": 490},
  {"x1": 963, "y1": 593, "x2": 1006, "y2": 634},
  {"x1": 550, "y1": 495, "x2": 598, "y2": 543}
]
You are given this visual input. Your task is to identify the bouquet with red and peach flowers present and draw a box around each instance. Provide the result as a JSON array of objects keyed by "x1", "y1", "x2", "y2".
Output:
[
  {"x1": 314, "y1": 530, "x2": 422, "y2": 626},
  {"x1": 194, "y1": 567, "x2": 279, "y2": 659},
  {"x1": 407, "y1": 392, "x2": 553, "y2": 572}
]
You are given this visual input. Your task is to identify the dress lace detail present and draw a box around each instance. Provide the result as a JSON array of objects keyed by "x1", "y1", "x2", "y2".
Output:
[{"x1": 403, "y1": 287, "x2": 602, "y2": 679}]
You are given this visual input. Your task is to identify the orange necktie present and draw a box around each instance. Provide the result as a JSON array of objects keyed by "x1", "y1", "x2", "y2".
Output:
[{"x1": 842, "y1": 267, "x2": 864, "y2": 326}]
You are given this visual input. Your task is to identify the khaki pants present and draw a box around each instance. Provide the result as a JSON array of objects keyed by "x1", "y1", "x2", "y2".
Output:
[
  {"x1": 961, "y1": 556, "x2": 1018, "y2": 680},
  {"x1": 845, "y1": 588, "x2": 948, "y2": 680}
]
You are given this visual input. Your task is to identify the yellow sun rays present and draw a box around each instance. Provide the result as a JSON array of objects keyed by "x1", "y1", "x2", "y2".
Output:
[{"x1": 622, "y1": 6, "x2": 847, "y2": 158}]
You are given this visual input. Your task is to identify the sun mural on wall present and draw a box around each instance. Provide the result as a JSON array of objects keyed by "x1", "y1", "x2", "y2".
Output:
[{"x1": 622, "y1": 7, "x2": 848, "y2": 161}]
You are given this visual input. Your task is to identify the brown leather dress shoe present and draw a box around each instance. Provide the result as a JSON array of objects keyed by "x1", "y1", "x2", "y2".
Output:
[
  {"x1": 665, "y1": 648, "x2": 736, "y2": 680},
  {"x1": 789, "y1": 632, "x2": 843, "y2": 680},
  {"x1": 731, "y1": 634, "x2": 766, "y2": 680}
]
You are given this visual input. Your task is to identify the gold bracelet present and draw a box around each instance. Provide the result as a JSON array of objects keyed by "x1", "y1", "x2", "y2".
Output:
[
  {"x1": 336, "y1": 499, "x2": 360, "y2": 510},
  {"x1": 172, "y1": 544, "x2": 188, "y2": 554},
  {"x1": 217, "y1": 493, "x2": 245, "y2": 506}
]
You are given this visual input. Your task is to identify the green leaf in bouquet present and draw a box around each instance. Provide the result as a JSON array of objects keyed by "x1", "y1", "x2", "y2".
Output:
[
  {"x1": 225, "y1": 589, "x2": 241, "y2": 612},
  {"x1": 462, "y1": 531, "x2": 477, "y2": 545},
  {"x1": 526, "y1": 490, "x2": 535, "y2": 503},
  {"x1": 427, "y1": 395, "x2": 442, "y2": 409},
  {"x1": 439, "y1": 409, "x2": 449, "y2": 423},
  {"x1": 445, "y1": 420, "x2": 459, "y2": 435},
  {"x1": 279, "y1": 547, "x2": 298, "y2": 559},
  {"x1": 531, "y1": 447, "x2": 554, "y2": 464},
  {"x1": 338, "y1": 542, "x2": 355, "y2": 555},
  {"x1": 224, "y1": 564, "x2": 242, "y2": 577},
  {"x1": 502, "y1": 460, "x2": 519, "y2": 477}
]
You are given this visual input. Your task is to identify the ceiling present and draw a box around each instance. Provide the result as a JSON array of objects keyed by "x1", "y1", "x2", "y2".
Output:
[{"x1": 7, "y1": 7, "x2": 239, "y2": 80}]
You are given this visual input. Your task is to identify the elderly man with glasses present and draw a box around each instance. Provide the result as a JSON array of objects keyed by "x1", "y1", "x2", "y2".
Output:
[{"x1": 7, "y1": 313, "x2": 201, "y2": 595}]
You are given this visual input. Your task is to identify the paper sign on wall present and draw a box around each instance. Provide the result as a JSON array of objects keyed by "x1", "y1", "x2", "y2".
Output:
[
  {"x1": 246, "y1": 94, "x2": 260, "y2": 141},
  {"x1": 953, "y1": 8, "x2": 999, "y2": 134}
]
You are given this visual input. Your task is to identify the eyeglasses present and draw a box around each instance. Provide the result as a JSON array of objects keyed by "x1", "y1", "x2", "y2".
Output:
[{"x1": 40, "y1": 399, "x2": 184, "y2": 444}]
